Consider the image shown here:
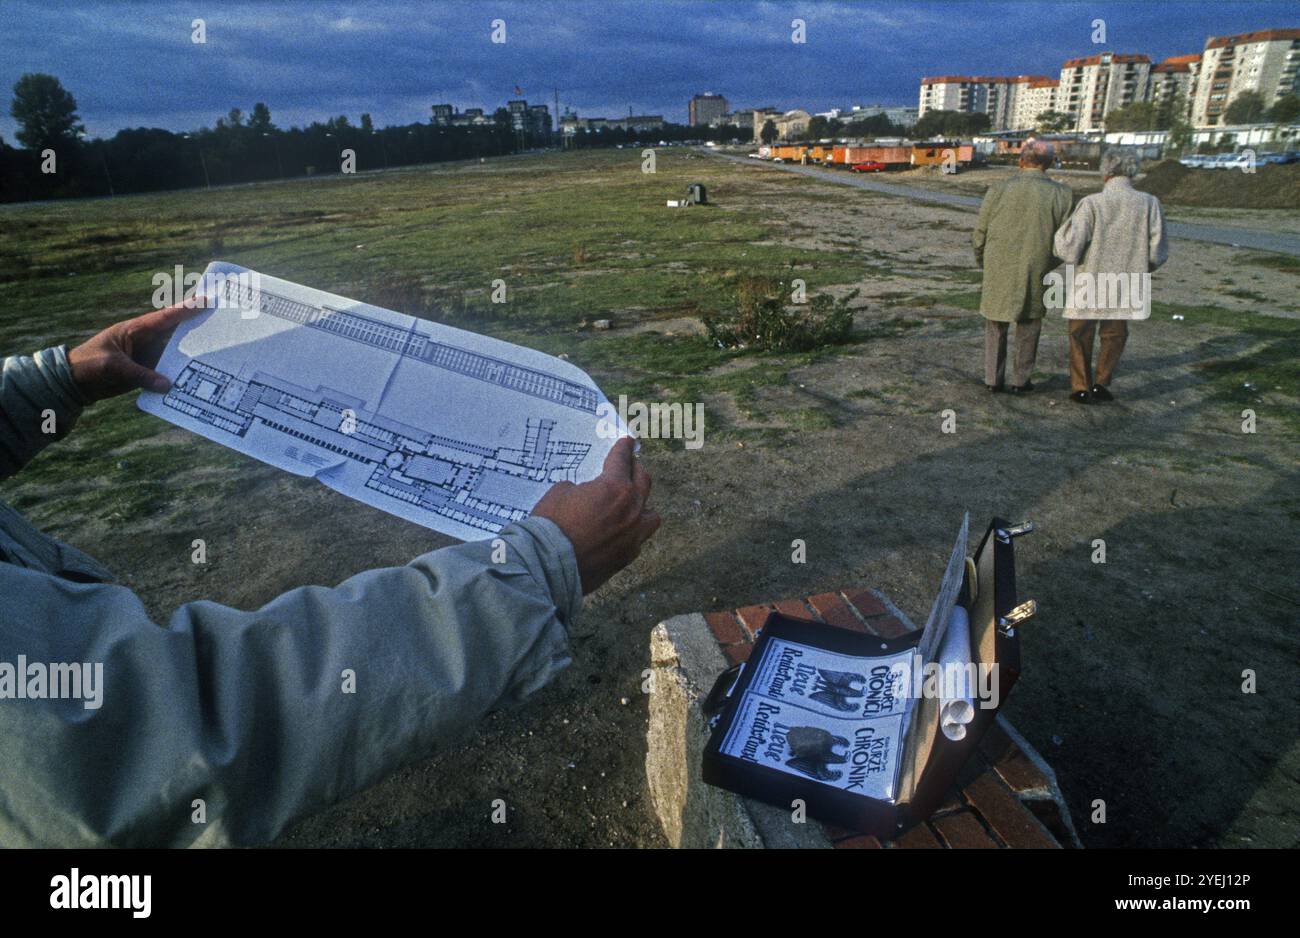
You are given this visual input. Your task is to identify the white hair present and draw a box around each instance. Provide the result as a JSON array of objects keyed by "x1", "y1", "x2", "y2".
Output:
[{"x1": 1101, "y1": 147, "x2": 1141, "y2": 178}]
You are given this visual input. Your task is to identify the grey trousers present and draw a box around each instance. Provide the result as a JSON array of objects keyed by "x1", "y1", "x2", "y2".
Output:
[{"x1": 984, "y1": 318, "x2": 1043, "y2": 388}]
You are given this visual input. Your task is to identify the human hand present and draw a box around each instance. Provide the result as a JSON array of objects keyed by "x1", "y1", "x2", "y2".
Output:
[
  {"x1": 68, "y1": 296, "x2": 209, "y2": 403},
  {"x1": 530, "y1": 436, "x2": 660, "y2": 595}
]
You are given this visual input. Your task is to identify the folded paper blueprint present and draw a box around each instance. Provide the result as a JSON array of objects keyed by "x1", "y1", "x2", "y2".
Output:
[{"x1": 139, "y1": 262, "x2": 625, "y2": 541}]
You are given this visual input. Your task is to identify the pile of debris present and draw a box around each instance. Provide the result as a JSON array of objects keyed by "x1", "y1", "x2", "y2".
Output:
[{"x1": 1137, "y1": 160, "x2": 1300, "y2": 209}]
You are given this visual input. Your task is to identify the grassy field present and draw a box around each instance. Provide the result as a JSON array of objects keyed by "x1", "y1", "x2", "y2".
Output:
[{"x1": 2, "y1": 148, "x2": 1297, "y2": 848}]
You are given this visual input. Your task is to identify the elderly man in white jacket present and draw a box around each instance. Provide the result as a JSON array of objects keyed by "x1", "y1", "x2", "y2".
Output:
[
  {"x1": 1052, "y1": 147, "x2": 1169, "y2": 403},
  {"x1": 0, "y1": 299, "x2": 660, "y2": 846}
]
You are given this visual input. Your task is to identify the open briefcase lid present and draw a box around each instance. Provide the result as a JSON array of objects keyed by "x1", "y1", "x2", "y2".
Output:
[{"x1": 700, "y1": 516, "x2": 1036, "y2": 837}]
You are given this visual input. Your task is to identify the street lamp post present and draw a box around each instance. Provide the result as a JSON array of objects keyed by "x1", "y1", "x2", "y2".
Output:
[
  {"x1": 182, "y1": 133, "x2": 211, "y2": 189},
  {"x1": 262, "y1": 132, "x2": 284, "y2": 178},
  {"x1": 78, "y1": 130, "x2": 114, "y2": 196}
]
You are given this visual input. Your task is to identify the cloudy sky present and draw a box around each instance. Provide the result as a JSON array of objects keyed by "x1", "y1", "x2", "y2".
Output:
[{"x1": 0, "y1": 0, "x2": 1292, "y2": 140}]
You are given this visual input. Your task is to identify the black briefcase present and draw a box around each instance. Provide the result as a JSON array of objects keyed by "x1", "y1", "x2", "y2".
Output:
[{"x1": 700, "y1": 517, "x2": 1036, "y2": 838}]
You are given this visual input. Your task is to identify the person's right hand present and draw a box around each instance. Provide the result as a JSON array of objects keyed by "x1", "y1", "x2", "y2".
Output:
[
  {"x1": 530, "y1": 436, "x2": 660, "y2": 595},
  {"x1": 68, "y1": 295, "x2": 209, "y2": 403}
]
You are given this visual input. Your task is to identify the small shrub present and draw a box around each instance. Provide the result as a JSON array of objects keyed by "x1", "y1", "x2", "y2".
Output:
[{"x1": 703, "y1": 274, "x2": 857, "y2": 352}]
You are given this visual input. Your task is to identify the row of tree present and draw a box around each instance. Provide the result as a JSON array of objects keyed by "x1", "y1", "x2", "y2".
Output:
[
  {"x1": 1, "y1": 73, "x2": 747, "y2": 203},
  {"x1": 1103, "y1": 90, "x2": 1299, "y2": 134},
  {"x1": 1, "y1": 74, "x2": 544, "y2": 202}
]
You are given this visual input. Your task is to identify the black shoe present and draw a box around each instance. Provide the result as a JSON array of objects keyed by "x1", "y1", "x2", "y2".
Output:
[
  {"x1": 1090, "y1": 384, "x2": 1113, "y2": 402},
  {"x1": 1070, "y1": 390, "x2": 1093, "y2": 404},
  {"x1": 987, "y1": 384, "x2": 1004, "y2": 393},
  {"x1": 1009, "y1": 382, "x2": 1035, "y2": 393}
]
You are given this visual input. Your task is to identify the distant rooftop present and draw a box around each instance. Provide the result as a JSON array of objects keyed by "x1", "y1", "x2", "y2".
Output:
[
  {"x1": 1061, "y1": 52, "x2": 1151, "y2": 68},
  {"x1": 1206, "y1": 27, "x2": 1300, "y2": 49}
]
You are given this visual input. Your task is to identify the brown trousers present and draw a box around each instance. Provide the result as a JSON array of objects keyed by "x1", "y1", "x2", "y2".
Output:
[
  {"x1": 984, "y1": 318, "x2": 1043, "y2": 388},
  {"x1": 1068, "y1": 319, "x2": 1129, "y2": 392}
]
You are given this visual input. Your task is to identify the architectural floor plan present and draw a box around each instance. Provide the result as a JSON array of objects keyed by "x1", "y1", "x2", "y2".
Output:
[{"x1": 139, "y1": 262, "x2": 623, "y2": 540}]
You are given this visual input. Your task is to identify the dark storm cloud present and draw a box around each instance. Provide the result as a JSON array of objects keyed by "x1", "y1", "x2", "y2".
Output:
[{"x1": 0, "y1": 1, "x2": 1291, "y2": 139}]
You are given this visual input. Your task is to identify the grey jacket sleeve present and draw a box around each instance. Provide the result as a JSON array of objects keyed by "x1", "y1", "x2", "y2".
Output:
[
  {"x1": 1148, "y1": 197, "x2": 1169, "y2": 272},
  {"x1": 972, "y1": 183, "x2": 999, "y2": 267},
  {"x1": 0, "y1": 347, "x2": 88, "y2": 480},
  {"x1": 0, "y1": 511, "x2": 582, "y2": 847},
  {"x1": 1053, "y1": 198, "x2": 1094, "y2": 265}
]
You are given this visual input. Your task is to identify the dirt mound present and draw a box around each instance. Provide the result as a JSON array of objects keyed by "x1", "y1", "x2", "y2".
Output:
[{"x1": 1137, "y1": 159, "x2": 1300, "y2": 209}]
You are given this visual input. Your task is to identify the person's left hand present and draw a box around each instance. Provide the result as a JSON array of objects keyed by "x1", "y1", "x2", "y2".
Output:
[{"x1": 68, "y1": 296, "x2": 209, "y2": 403}]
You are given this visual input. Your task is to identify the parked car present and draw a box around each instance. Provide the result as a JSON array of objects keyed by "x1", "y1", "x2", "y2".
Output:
[
  {"x1": 1258, "y1": 151, "x2": 1300, "y2": 165},
  {"x1": 850, "y1": 160, "x2": 887, "y2": 173},
  {"x1": 1178, "y1": 155, "x2": 1209, "y2": 168},
  {"x1": 1217, "y1": 152, "x2": 1255, "y2": 171}
]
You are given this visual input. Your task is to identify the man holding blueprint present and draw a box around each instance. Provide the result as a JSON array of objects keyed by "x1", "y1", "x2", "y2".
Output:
[{"x1": 0, "y1": 284, "x2": 660, "y2": 846}]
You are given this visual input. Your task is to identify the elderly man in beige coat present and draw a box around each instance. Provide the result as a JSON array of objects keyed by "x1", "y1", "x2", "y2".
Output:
[
  {"x1": 1052, "y1": 147, "x2": 1169, "y2": 403},
  {"x1": 972, "y1": 139, "x2": 1074, "y2": 393}
]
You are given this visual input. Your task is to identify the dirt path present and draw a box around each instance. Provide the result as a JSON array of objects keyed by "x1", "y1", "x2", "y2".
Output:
[{"x1": 709, "y1": 152, "x2": 1300, "y2": 256}]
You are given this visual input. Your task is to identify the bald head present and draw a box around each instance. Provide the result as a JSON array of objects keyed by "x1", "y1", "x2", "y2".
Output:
[{"x1": 1019, "y1": 139, "x2": 1056, "y2": 170}]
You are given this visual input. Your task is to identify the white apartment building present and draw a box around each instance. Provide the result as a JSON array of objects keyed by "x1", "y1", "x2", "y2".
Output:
[
  {"x1": 1056, "y1": 52, "x2": 1152, "y2": 132},
  {"x1": 1191, "y1": 28, "x2": 1300, "y2": 127},
  {"x1": 1149, "y1": 54, "x2": 1200, "y2": 122},
  {"x1": 1010, "y1": 78, "x2": 1059, "y2": 130},
  {"x1": 917, "y1": 75, "x2": 1052, "y2": 131},
  {"x1": 917, "y1": 25, "x2": 1300, "y2": 136}
]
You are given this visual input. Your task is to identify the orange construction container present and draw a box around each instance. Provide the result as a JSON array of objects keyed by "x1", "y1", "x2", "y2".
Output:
[
  {"x1": 910, "y1": 143, "x2": 975, "y2": 166},
  {"x1": 836, "y1": 145, "x2": 911, "y2": 166}
]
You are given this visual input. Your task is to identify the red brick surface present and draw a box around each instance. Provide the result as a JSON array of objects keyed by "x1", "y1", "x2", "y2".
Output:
[
  {"x1": 721, "y1": 643, "x2": 751, "y2": 667},
  {"x1": 736, "y1": 604, "x2": 772, "y2": 638},
  {"x1": 842, "y1": 588, "x2": 888, "y2": 619},
  {"x1": 894, "y1": 823, "x2": 943, "y2": 849},
  {"x1": 773, "y1": 598, "x2": 811, "y2": 619},
  {"x1": 704, "y1": 611, "x2": 746, "y2": 647},
  {"x1": 962, "y1": 774, "x2": 1061, "y2": 849},
  {"x1": 979, "y1": 722, "x2": 1053, "y2": 795},
  {"x1": 932, "y1": 811, "x2": 999, "y2": 849},
  {"x1": 806, "y1": 592, "x2": 868, "y2": 633},
  {"x1": 704, "y1": 588, "x2": 1066, "y2": 850},
  {"x1": 871, "y1": 615, "x2": 909, "y2": 639}
]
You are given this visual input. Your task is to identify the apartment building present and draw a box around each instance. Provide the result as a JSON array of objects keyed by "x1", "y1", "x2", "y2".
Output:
[
  {"x1": 1056, "y1": 52, "x2": 1152, "y2": 131},
  {"x1": 916, "y1": 25, "x2": 1300, "y2": 135},
  {"x1": 688, "y1": 93, "x2": 729, "y2": 127},
  {"x1": 1191, "y1": 28, "x2": 1300, "y2": 126},
  {"x1": 918, "y1": 75, "x2": 1053, "y2": 130},
  {"x1": 1149, "y1": 54, "x2": 1200, "y2": 122},
  {"x1": 846, "y1": 103, "x2": 920, "y2": 127},
  {"x1": 917, "y1": 76, "x2": 978, "y2": 118},
  {"x1": 1010, "y1": 78, "x2": 1059, "y2": 130}
]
